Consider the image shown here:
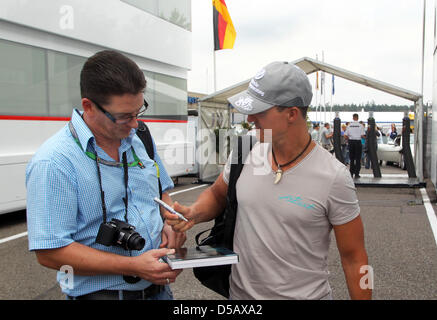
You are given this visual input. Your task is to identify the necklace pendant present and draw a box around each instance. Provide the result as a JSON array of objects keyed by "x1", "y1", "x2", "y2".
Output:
[{"x1": 274, "y1": 168, "x2": 283, "y2": 184}]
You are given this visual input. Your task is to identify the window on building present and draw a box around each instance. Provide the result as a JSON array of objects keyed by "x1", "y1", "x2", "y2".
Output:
[
  {"x1": 155, "y1": 73, "x2": 187, "y2": 116},
  {"x1": 121, "y1": 0, "x2": 191, "y2": 31},
  {"x1": 0, "y1": 38, "x2": 187, "y2": 119},
  {"x1": 142, "y1": 71, "x2": 187, "y2": 118},
  {"x1": 0, "y1": 39, "x2": 85, "y2": 117},
  {"x1": 158, "y1": 0, "x2": 191, "y2": 31},
  {"x1": 0, "y1": 40, "x2": 48, "y2": 116},
  {"x1": 47, "y1": 51, "x2": 85, "y2": 116}
]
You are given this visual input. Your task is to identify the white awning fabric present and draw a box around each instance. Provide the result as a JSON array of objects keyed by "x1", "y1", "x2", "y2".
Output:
[{"x1": 199, "y1": 57, "x2": 422, "y2": 105}]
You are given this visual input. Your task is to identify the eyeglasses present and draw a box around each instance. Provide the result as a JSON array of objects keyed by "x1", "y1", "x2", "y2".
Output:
[{"x1": 90, "y1": 99, "x2": 148, "y2": 124}]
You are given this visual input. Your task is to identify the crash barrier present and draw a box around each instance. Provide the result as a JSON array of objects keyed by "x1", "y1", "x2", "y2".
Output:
[
  {"x1": 366, "y1": 117, "x2": 382, "y2": 178},
  {"x1": 402, "y1": 116, "x2": 416, "y2": 178},
  {"x1": 333, "y1": 117, "x2": 343, "y2": 163},
  {"x1": 331, "y1": 115, "x2": 418, "y2": 181}
]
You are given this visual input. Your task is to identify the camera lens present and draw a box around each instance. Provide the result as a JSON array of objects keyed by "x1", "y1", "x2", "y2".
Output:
[{"x1": 128, "y1": 233, "x2": 145, "y2": 251}]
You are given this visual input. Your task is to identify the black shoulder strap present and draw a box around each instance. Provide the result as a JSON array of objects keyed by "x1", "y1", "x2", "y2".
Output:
[
  {"x1": 228, "y1": 135, "x2": 256, "y2": 186},
  {"x1": 223, "y1": 134, "x2": 256, "y2": 249},
  {"x1": 194, "y1": 135, "x2": 256, "y2": 249},
  {"x1": 136, "y1": 120, "x2": 162, "y2": 199},
  {"x1": 136, "y1": 120, "x2": 154, "y2": 160}
]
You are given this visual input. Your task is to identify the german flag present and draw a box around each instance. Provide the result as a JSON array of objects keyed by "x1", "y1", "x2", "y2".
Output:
[{"x1": 213, "y1": 0, "x2": 236, "y2": 50}]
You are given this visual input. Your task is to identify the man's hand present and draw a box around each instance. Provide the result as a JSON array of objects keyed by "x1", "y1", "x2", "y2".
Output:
[
  {"x1": 163, "y1": 175, "x2": 229, "y2": 233},
  {"x1": 163, "y1": 201, "x2": 196, "y2": 233},
  {"x1": 160, "y1": 222, "x2": 186, "y2": 249},
  {"x1": 131, "y1": 248, "x2": 182, "y2": 285}
]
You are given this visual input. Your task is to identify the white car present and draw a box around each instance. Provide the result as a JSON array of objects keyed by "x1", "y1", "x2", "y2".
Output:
[{"x1": 376, "y1": 134, "x2": 414, "y2": 169}]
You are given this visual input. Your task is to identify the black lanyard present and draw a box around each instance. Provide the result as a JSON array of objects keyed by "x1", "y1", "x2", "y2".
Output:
[
  {"x1": 68, "y1": 121, "x2": 145, "y2": 169},
  {"x1": 95, "y1": 151, "x2": 129, "y2": 224}
]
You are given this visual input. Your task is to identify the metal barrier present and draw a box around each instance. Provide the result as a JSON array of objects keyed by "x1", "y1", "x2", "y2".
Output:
[
  {"x1": 332, "y1": 116, "x2": 344, "y2": 163},
  {"x1": 402, "y1": 116, "x2": 416, "y2": 178},
  {"x1": 366, "y1": 116, "x2": 381, "y2": 178},
  {"x1": 331, "y1": 115, "x2": 420, "y2": 187}
]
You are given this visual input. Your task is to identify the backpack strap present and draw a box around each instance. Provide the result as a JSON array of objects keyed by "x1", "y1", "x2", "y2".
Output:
[
  {"x1": 136, "y1": 120, "x2": 162, "y2": 199},
  {"x1": 136, "y1": 120, "x2": 154, "y2": 159},
  {"x1": 195, "y1": 135, "x2": 257, "y2": 248},
  {"x1": 223, "y1": 134, "x2": 256, "y2": 249}
]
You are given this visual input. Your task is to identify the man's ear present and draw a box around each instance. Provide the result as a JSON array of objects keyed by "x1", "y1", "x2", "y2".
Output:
[
  {"x1": 82, "y1": 98, "x2": 93, "y2": 113},
  {"x1": 287, "y1": 107, "x2": 300, "y2": 122}
]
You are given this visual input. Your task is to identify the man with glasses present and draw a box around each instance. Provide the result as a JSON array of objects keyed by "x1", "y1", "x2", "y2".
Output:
[{"x1": 25, "y1": 50, "x2": 185, "y2": 300}]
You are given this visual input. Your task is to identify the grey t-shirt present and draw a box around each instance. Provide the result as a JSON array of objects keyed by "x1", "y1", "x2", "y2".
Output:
[
  {"x1": 320, "y1": 127, "x2": 332, "y2": 146},
  {"x1": 222, "y1": 142, "x2": 360, "y2": 299}
]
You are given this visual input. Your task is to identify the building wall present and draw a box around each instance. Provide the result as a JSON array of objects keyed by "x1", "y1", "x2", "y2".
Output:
[
  {"x1": 0, "y1": 0, "x2": 191, "y2": 71},
  {"x1": 0, "y1": 0, "x2": 191, "y2": 118},
  {"x1": 432, "y1": 2, "x2": 437, "y2": 190},
  {"x1": 0, "y1": 0, "x2": 193, "y2": 185}
]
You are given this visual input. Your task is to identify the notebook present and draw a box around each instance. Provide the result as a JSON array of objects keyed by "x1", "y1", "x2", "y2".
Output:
[{"x1": 163, "y1": 245, "x2": 239, "y2": 269}]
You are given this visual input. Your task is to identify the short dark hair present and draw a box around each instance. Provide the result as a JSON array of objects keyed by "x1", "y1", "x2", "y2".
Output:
[
  {"x1": 80, "y1": 50, "x2": 146, "y2": 105},
  {"x1": 353, "y1": 113, "x2": 359, "y2": 119}
]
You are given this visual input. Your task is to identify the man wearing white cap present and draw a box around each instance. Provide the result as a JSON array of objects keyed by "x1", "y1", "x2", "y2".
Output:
[{"x1": 164, "y1": 62, "x2": 371, "y2": 300}]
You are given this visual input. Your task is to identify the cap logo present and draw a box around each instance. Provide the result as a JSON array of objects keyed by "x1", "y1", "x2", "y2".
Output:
[
  {"x1": 235, "y1": 97, "x2": 254, "y2": 112},
  {"x1": 254, "y1": 69, "x2": 266, "y2": 80},
  {"x1": 249, "y1": 79, "x2": 265, "y2": 97}
]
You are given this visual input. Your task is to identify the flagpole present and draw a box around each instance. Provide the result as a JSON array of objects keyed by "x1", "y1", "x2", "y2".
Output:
[
  {"x1": 315, "y1": 74, "x2": 318, "y2": 124},
  {"x1": 322, "y1": 51, "x2": 326, "y2": 124},
  {"x1": 420, "y1": 0, "x2": 425, "y2": 97},
  {"x1": 213, "y1": 50, "x2": 217, "y2": 92},
  {"x1": 330, "y1": 74, "x2": 333, "y2": 123},
  {"x1": 316, "y1": 54, "x2": 319, "y2": 125}
]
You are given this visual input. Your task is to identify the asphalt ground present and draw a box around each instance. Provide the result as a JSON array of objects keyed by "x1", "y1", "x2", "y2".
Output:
[{"x1": 0, "y1": 165, "x2": 436, "y2": 300}]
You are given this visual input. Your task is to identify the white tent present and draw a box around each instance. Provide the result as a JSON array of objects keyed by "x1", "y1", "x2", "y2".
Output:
[{"x1": 197, "y1": 57, "x2": 424, "y2": 182}]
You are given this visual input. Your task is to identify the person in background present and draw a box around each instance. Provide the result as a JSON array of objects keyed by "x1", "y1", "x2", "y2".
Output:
[
  {"x1": 320, "y1": 122, "x2": 334, "y2": 152},
  {"x1": 311, "y1": 123, "x2": 320, "y2": 142},
  {"x1": 345, "y1": 114, "x2": 365, "y2": 178},
  {"x1": 359, "y1": 121, "x2": 366, "y2": 167},
  {"x1": 341, "y1": 124, "x2": 349, "y2": 165},
  {"x1": 388, "y1": 123, "x2": 398, "y2": 141},
  {"x1": 376, "y1": 126, "x2": 383, "y2": 145}
]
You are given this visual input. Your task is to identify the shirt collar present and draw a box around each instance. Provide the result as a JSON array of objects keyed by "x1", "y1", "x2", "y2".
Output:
[
  {"x1": 70, "y1": 109, "x2": 137, "y2": 154},
  {"x1": 70, "y1": 109, "x2": 94, "y2": 152}
]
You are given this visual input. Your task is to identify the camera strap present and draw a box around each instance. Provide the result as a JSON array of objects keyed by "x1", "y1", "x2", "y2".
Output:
[
  {"x1": 122, "y1": 152, "x2": 129, "y2": 223},
  {"x1": 95, "y1": 154, "x2": 108, "y2": 224},
  {"x1": 95, "y1": 151, "x2": 129, "y2": 224},
  {"x1": 68, "y1": 120, "x2": 139, "y2": 224}
]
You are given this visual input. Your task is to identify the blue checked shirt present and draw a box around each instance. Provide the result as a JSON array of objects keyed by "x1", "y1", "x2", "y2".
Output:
[{"x1": 26, "y1": 109, "x2": 174, "y2": 296}]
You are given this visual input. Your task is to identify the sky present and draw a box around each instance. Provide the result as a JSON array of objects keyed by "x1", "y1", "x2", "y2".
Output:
[{"x1": 187, "y1": 0, "x2": 435, "y2": 106}]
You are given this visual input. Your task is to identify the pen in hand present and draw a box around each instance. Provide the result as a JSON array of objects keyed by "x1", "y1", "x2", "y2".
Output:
[{"x1": 153, "y1": 197, "x2": 188, "y2": 222}]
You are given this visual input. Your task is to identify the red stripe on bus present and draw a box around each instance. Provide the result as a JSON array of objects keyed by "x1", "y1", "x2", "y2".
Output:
[
  {"x1": 138, "y1": 119, "x2": 187, "y2": 123},
  {"x1": 0, "y1": 115, "x2": 71, "y2": 121},
  {"x1": 0, "y1": 115, "x2": 187, "y2": 123}
]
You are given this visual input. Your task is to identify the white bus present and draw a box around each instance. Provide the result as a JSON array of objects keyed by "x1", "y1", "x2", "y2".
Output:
[
  {"x1": 432, "y1": 2, "x2": 437, "y2": 193},
  {"x1": 0, "y1": 0, "x2": 196, "y2": 214}
]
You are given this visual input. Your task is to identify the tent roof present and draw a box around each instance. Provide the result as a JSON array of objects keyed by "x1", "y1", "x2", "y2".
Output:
[{"x1": 199, "y1": 57, "x2": 422, "y2": 105}]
